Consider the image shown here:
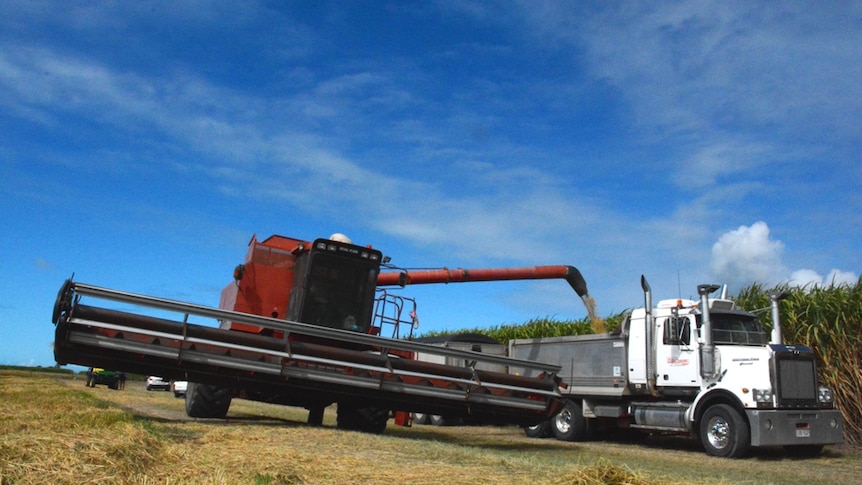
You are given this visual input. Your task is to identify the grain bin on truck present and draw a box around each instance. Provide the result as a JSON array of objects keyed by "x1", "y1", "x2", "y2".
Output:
[
  {"x1": 52, "y1": 233, "x2": 588, "y2": 434},
  {"x1": 510, "y1": 276, "x2": 844, "y2": 457}
]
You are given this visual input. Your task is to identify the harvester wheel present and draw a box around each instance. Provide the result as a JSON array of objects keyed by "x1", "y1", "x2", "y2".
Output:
[
  {"x1": 184, "y1": 382, "x2": 232, "y2": 418},
  {"x1": 307, "y1": 406, "x2": 325, "y2": 426},
  {"x1": 430, "y1": 414, "x2": 460, "y2": 426},
  {"x1": 524, "y1": 420, "x2": 551, "y2": 438},
  {"x1": 336, "y1": 404, "x2": 388, "y2": 434}
]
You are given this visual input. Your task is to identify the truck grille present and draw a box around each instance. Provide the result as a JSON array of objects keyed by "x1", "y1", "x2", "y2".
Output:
[{"x1": 775, "y1": 357, "x2": 818, "y2": 407}]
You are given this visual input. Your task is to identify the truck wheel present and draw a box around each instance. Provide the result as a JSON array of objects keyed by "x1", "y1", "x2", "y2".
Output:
[
  {"x1": 552, "y1": 400, "x2": 592, "y2": 441},
  {"x1": 524, "y1": 420, "x2": 551, "y2": 438},
  {"x1": 336, "y1": 404, "x2": 388, "y2": 434},
  {"x1": 184, "y1": 382, "x2": 232, "y2": 418},
  {"x1": 699, "y1": 404, "x2": 750, "y2": 458}
]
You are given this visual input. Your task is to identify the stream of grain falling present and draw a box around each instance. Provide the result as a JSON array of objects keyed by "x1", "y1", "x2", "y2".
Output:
[{"x1": 580, "y1": 294, "x2": 606, "y2": 333}]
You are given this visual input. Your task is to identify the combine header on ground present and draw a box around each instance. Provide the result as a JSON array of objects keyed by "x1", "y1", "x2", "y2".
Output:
[{"x1": 52, "y1": 233, "x2": 589, "y2": 433}]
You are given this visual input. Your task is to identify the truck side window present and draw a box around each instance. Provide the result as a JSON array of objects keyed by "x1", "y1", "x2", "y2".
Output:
[{"x1": 663, "y1": 316, "x2": 691, "y2": 346}]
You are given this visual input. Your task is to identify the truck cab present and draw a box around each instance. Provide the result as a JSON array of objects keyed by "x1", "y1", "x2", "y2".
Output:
[{"x1": 628, "y1": 291, "x2": 842, "y2": 457}]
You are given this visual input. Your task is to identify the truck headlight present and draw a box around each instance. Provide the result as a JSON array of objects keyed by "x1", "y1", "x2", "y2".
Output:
[
  {"x1": 752, "y1": 388, "x2": 772, "y2": 403},
  {"x1": 818, "y1": 387, "x2": 834, "y2": 405}
]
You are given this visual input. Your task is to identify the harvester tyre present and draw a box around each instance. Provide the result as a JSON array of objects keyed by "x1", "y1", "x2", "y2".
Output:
[
  {"x1": 336, "y1": 404, "x2": 388, "y2": 434},
  {"x1": 184, "y1": 382, "x2": 232, "y2": 418},
  {"x1": 430, "y1": 414, "x2": 459, "y2": 426},
  {"x1": 524, "y1": 420, "x2": 551, "y2": 438}
]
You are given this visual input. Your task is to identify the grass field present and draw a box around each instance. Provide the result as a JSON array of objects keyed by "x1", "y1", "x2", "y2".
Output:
[{"x1": 1, "y1": 370, "x2": 858, "y2": 484}]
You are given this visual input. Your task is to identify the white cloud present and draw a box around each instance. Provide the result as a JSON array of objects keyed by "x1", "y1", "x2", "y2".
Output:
[
  {"x1": 712, "y1": 222, "x2": 858, "y2": 290},
  {"x1": 711, "y1": 221, "x2": 784, "y2": 288},
  {"x1": 826, "y1": 269, "x2": 859, "y2": 286},
  {"x1": 789, "y1": 268, "x2": 859, "y2": 289},
  {"x1": 787, "y1": 269, "x2": 822, "y2": 288}
]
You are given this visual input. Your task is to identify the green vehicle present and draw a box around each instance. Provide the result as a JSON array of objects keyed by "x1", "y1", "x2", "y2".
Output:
[{"x1": 85, "y1": 368, "x2": 121, "y2": 389}]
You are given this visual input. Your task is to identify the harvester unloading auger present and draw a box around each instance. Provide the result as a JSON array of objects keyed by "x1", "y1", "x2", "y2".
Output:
[{"x1": 52, "y1": 233, "x2": 590, "y2": 434}]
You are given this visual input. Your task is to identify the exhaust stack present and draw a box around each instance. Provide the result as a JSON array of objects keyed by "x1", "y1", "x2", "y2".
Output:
[
  {"x1": 640, "y1": 276, "x2": 658, "y2": 396},
  {"x1": 698, "y1": 284, "x2": 721, "y2": 380},
  {"x1": 769, "y1": 291, "x2": 791, "y2": 345}
]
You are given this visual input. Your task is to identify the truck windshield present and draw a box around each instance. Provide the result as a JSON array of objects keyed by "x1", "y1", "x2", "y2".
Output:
[{"x1": 708, "y1": 313, "x2": 768, "y2": 346}]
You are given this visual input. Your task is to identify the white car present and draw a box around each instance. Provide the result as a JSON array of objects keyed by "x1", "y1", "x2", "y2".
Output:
[
  {"x1": 170, "y1": 380, "x2": 188, "y2": 398},
  {"x1": 146, "y1": 376, "x2": 170, "y2": 391}
]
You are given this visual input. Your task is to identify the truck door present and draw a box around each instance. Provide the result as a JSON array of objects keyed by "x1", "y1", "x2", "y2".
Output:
[{"x1": 655, "y1": 315, "x2": 699, "y2": 388}]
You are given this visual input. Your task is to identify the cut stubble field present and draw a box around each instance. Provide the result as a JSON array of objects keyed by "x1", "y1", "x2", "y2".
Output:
[{"x1": 0, "y1": 370, "x2": 857, "y2": 485}]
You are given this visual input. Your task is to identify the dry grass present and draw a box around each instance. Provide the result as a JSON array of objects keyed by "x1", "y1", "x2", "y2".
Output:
[
  {"x1": 0, "y1": 370, "x2": 651, "y2": 485},
  {"x1": 1, "y1": 370, "x2": 858, "y2": 484},
  {"x1": 0, "y1": 372, "x2": 162, "y2": 484}
]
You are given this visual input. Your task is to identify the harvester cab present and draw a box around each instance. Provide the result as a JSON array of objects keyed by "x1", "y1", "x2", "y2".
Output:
[
  {"x1": 220, "y1": 235, "x2": 384, "y2": 338},
  {"x1": 289, "y1": 238, "x2": 382, "y2": 333}
]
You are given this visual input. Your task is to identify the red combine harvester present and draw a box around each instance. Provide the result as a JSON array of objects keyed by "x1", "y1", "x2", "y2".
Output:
[{"x1": 53, "y1": 233, "x2": 590, "y2": 433}]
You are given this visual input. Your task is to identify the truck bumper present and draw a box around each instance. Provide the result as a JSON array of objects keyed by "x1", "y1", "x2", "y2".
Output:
[{"x1": 746, "y1": 409, "x2": 843, "y2": 447}]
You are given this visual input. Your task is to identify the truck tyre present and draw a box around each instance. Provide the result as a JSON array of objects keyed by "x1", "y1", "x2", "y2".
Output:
[
  {"x1": 552, "y1": 400, "x2": 592, "y2": 441},
  {"x1": 336, "y1": 404, "x2": 388, "y2": 434},
  {"x1": 184, "y1": 382, "x2": 232, "y2": 418},
  {"x1": 524, "y1": 420, "x2": 551, "y2": 438},
  {"x1": 699, "y1": 404, "x2": 750, "y2": 458}
]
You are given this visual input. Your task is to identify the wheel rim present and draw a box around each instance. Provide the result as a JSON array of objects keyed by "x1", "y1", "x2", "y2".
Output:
[
  {"x1": 555, "y1": 407, "x2": 572, "y2": 434},
  {"x1": 706, "y1": 415, "x2": 730, "y2": 449}
]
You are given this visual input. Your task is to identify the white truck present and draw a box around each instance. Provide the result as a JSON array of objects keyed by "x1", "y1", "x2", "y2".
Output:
[{"x1": 509, "y1": 277, "x2": 844, "y2": 457}]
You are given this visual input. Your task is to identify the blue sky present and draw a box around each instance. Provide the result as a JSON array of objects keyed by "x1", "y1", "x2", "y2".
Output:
[{"x1": 1, "y1": 1, "x2": 860, "y2": 367}]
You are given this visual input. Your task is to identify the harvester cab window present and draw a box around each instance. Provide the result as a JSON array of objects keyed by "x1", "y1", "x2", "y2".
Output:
[{"x1": 294, "y1": 244, "x2": 380, "y2": 333}]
